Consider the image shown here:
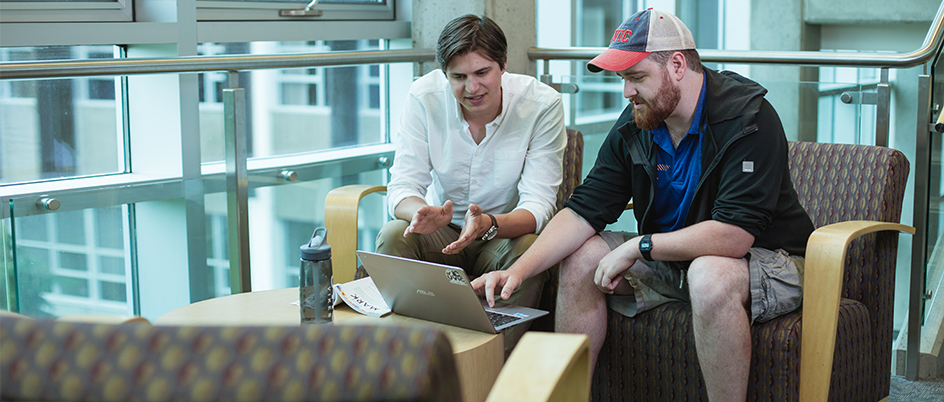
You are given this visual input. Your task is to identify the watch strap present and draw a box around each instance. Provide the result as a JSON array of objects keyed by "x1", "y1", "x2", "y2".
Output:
[
  {"x1": 481, "y1": 214, "x2": 499, "y2": 241},
  {"x1": 639, "y1": 233, "x2": 653, "y2": 261}
]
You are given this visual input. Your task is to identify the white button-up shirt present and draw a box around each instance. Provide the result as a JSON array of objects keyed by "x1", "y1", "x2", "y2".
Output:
[{"x1": 387, "y1": 70, "x2": 566, "y2": 232}]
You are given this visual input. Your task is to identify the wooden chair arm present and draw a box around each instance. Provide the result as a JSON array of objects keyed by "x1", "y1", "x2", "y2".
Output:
[
  {"x1": 486, "y1": 332, "x2": 591, "y2": 402},
  {"x1": 0, "y1": 310, "x2": 28, "y2": 318},
  {"x1": 324, "y1": 184, "x2": 387, "y2": 283},
  {"x1": 0, "y1": 311, "x2": 150, "y2": 326},
  {"x1": 57, "y1": 315, "x2": 151, "y2": 325},
  {"x1": 799, "y1": 220, "x2": 915, "y2": 402}
]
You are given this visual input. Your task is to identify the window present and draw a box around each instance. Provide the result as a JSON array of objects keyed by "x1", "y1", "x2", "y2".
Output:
[
  {"x1": 196, "y1": 40, "x2": 386, "y2": 163},
  {"x1": 12, "y1": 206, "x2": 133, "y2": 317},
  {"x1": 0, "y1": 46, "x2": 126, "y2": 185},
  {"x1": 205, "y1": 213, "x2": 231, "y2": 297}
]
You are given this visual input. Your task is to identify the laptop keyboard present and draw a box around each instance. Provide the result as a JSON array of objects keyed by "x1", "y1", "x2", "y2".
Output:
[{"x1": 486, "y1": 310, "x2": 522, "y2": 328}]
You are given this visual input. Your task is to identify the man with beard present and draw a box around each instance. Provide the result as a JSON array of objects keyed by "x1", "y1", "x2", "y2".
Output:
[{"x1": 471, "y1": 8, "x2": 814, "y2": 401}]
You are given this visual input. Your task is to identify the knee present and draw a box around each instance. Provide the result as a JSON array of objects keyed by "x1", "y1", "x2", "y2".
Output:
[
  {"x1": 559, "y1": 238, "x2": 607, "y2": 285},
  {"x1": 687, "y1": 256, "x2": 749, "y2": 314},
  {"x1": 375, "y1": 220, "x2": 410, "y2": 254}
]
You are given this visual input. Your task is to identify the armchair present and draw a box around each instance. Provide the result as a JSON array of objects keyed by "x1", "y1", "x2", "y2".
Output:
[
  {"x1": 324, "y1": 128, "x2": 584, "y2": 284},
  {"x1": 0, "y1": 314, "x2": 590, "y2": 402},
  {"x1": 592, "y1": 141, "x2": 914, "y2": 401}
]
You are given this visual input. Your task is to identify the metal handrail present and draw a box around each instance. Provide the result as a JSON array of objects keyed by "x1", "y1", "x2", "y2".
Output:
[
  {"x1": 530, "y1": 46, "x2": 939, "y2": 68},
  {"x1": 0, "y1": 48, "x2": 436, "y2": 80},
  {"x1": 530, "y1": 1, "x2": 944, "y2": 69}
]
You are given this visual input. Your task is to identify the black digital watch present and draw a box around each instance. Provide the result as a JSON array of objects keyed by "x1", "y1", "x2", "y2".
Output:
[{"x1": 638, "y1": 233, "x2": 653, "y2": 261}]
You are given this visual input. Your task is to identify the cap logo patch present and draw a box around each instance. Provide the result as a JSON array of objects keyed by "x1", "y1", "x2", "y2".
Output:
[{"x1": 611, "y1": 29, "x2": 633, "y2": 43}]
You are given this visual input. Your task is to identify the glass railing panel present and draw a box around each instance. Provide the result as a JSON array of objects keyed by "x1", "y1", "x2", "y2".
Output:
[
  {"x1": 757, "y1": 79, "x2": 873, "y2": 144},
  {"x1": 199, "y1": 169, "x2": 387, "y2": 298},
  {"x1": 8, "y1": 201, "x2": 134, "y2": 318},
  {"x1": 2, "y1": 202, "x2": 13, "y2": 311},
  {"x1": 923, "y1": 45, "x2": 944, "y2": 325},
  {"x1": 0, "y1": 46, "x2": 126, "y2": 185},
  {"x1": 197, "y1": 40, "x2": 388, "y2": 164}
]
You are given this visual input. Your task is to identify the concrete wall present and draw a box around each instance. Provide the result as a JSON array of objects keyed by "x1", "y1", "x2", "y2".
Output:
[
  {"x1": 806, "y1": 0, "x2": 940, "y2": 24},
  {"x1": 411, "y1": 0, "x2": 536, "y2": 76},
  {"x1": 750, "y1": 0, "x2": 820, "y2": 142}
]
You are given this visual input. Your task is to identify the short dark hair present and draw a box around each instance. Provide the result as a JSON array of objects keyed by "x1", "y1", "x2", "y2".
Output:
[
  {"x1": 647, "y1": 49, "x2": 702, "y2": 72},
  {"x1": 436, "y1": 14, "x2": 507, "y2": 71}
]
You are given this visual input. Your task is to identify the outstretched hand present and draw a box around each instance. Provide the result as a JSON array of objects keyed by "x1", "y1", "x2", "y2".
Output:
[
  {"x1": 471, "y1": 270, "x2": 522, "y2": 307},
  {"x1": 442, "y1": 204, "x2": 489, "y2": 254},
  {"x1": 404, "y1": 200, "x2": 454, "y2": 236}
]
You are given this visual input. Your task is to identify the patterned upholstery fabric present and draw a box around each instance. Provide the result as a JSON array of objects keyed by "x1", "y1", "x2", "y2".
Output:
[
  {"x1": 591, "y1": 142, "x2": 909, "y2": 402},
  {"x1": 557, "y1": 128, "x2": 585, "y2": 210},
  {"x1": 0, "y1": 315, "x2": 460, "y2": 402}
]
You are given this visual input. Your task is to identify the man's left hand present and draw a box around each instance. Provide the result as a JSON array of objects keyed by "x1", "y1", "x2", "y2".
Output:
[
  {"x1": 443, "y1": 204, "x2": 490, "y2": 254},
  {"x1": 593, "y1": 239, "x2": 639, "y2": 293}
]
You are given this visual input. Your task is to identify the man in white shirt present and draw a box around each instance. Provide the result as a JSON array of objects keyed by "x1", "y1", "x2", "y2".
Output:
[{"x1": 377, "y1": 14, "x2": 567, "y2": 354}]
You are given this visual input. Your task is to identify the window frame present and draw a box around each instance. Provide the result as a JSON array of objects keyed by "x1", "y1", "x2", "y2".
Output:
[
  {"x1": 195, "y1": 0, "x2": 394, "y2": 21},
  {"x1": 0, "y1": 0, "x2": 133, "y2": 23}
]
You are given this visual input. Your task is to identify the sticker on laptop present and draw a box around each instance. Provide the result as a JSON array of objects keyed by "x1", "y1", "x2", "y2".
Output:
[{"x1": 445, "y1": 269, "x2": 467, "y2": 286}]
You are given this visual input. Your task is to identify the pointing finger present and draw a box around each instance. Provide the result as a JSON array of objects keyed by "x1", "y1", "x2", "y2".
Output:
[{"x1": 484, "y1": 273, "x2": 496, "y2": 307}]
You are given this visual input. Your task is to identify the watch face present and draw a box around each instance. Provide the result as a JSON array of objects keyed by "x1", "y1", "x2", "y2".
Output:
[
  {"x1": 482, "y1": 226, "x2": 498, "y2": 241},
  {"x1": 640, "y1": 240, "x2": 652, "y2": 251}
]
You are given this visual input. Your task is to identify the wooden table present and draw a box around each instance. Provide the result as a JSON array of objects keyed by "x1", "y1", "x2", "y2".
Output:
[{"x1": 154, "y1": 287, "x2": 503, "y2": 402}]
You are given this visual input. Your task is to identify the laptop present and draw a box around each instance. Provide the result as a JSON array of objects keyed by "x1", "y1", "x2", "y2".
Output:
[{"x1": 356, "y1": 250, "x2": 548, "y2": 334}]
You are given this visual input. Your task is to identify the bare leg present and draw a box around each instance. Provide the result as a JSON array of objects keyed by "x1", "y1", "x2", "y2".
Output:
[
  {"x1": 555, "y1": 235, "x2": 615, "y2": 370},
  {"x1": 687, "y1": 255, "x2": 751, "y2": 402}
]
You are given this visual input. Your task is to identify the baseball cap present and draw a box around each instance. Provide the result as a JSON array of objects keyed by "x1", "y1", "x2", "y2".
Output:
[{"x1": 587, "y1": 8, "x2": 695, "y2": 73}]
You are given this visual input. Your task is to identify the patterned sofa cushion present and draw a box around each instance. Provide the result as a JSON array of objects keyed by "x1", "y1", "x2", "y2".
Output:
[{"x1": 1, "y1": 315, "x2": 460, "y2": 402}]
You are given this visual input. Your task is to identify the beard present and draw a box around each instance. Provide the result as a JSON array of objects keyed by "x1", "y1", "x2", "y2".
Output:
[{"x1": 631, "y1": 69, "x2": 681, "y2": 131}]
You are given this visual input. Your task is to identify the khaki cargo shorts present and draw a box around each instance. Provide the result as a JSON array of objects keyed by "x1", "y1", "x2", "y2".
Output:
[{"x1": 599, "y1": 231, "x2": 804, "y2": 324}]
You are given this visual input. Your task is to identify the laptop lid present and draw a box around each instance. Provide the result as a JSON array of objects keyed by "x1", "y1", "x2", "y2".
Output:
[{"x1": 356, "y1": 251, "x2": 547, "y2": 333}]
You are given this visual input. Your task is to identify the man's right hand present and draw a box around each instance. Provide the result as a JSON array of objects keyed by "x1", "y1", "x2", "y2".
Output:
[
  {"x1": 471, "y1": 270, "x2": 523, "y2": 307},
  {"x1": 404, "y1": 200, "x2": 454, "y2": 236}
]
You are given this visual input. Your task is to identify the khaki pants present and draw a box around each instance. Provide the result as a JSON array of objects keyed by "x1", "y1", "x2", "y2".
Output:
[{"x1": 375, "y1": 219, "x2": 547, "y2": 358}]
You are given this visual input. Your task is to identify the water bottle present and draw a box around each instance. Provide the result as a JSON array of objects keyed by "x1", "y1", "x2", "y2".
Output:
[{"x1": 300, "y1": 227, "x2": 333, "y2": 324}]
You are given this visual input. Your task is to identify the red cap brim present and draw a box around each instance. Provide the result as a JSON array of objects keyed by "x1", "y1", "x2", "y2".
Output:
[{"x1": 587, "y1": 48, "x2": 650, "y2": 73}]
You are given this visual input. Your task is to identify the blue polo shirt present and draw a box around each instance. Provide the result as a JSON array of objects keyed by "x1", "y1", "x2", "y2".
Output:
[{"x1": 651, "y1": 78, "x2": 707, "y2": 233}]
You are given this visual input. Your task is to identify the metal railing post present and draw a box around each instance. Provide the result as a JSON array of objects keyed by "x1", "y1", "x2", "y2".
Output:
[
  {"x1": 224, "y1": 71, "x2": 251, "y2": 294},
  {"x1": 876, "y1": 68, "x2": 891, "y2": 147}
]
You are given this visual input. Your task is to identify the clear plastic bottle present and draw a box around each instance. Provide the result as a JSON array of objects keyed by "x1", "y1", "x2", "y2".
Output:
[{"x1": 300, "y1": 227, "x2": 333, "y2": 324}]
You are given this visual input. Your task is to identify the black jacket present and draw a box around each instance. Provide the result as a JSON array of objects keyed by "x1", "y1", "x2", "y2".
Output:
[{"x1": 565, "y1": 68, "x2": 814, "y2": 256}]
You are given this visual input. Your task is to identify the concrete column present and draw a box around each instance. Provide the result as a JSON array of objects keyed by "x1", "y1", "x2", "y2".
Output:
[
  {"x1": 411, "y1": 0, "x2": 536, "y2": 76},
  {"x1": 751, "y1": 0, "x2": 819, "y2": 142}
]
